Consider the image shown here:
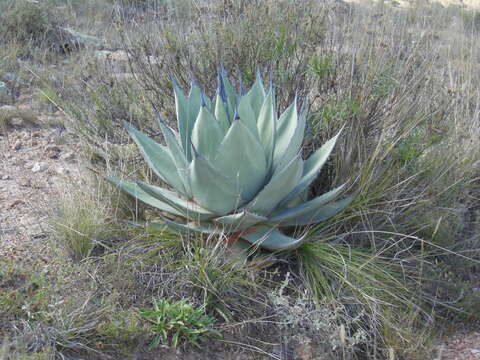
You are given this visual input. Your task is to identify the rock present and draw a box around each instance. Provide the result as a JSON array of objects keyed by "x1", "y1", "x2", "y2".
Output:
[
  {"x1": 55, "y1": 166, "x2": 70, "y2": 176},
  {"x1": 44, "y1": 144, "x2": 62, "y2": 159},
  {"x1": 10, "y1": 117, "x2": 23, "y2": 126},
  {"x1": 26, "y1": 224, "x2": 45, "y2": 238},
  {"x1": 292, "y1": 336, "x2": 314, "y2": 360},
  {"x1": 0, "y1": 106, "x2": 39, "y2": 128},
  {"x1": 15, "y1": 94, "x2": 30, "y2": 103},
  {"x1": 19, "y1": 178, "x2": 31, "y2": 187},
  {"x1": 13, "y1": 140, "x2": 22, "y2": 150},
  {"x1": 0, "y1": 83, "x2": 9, "y2": 103},
  {"x1": 60, "y1": 151, "x2": 75, "y2": 161},
  {"x1": 0, "y1": 83, "x2": 11, "y2": 103},
  {"x1": 1, "y1": 175, "x2": 10, "y2": 180},
  {"x1": 473, "y1": 160, "x2": 480, "y2": 171},
  {"x1": 32, "y1": 162, "x2": 48, "y2": 173},
  {"x1": 0, "y1": 105, "x2": 16, "y2": 112},
  {"x1": 147, "y1": 55, "x2": 160, "y2": 65},
  {"x1": 0, "y1": 81, "x2": 9, "y2": 94},
  {"x1": 60, "y1": 27, "x2": 104, "y2": 50},
  {"x1": 115, "y1": 73, "x2": 134, "y2": 81},
  {"x1": 0, "y1": 73, "x2": 17, "y2": 83},
  {"x1": 95, "y1": 50, "x2": 129, "y2": 62}
]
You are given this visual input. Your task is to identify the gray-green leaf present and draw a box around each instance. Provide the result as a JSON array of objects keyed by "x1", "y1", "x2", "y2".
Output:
[
  {"x1": 214, "y1": 120, "x2": 267, "y2": 201},
  {"x1": 240, "y1": 225, "x2": 307, "y2": 251}
]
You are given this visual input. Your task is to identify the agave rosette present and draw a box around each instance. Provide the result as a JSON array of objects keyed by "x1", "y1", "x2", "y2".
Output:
[{"x1": 108, "y1": 70, "x2": 351, "y2": 251}]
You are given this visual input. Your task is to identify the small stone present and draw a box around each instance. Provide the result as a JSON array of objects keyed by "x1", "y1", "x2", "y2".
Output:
[
  {"x1": 55, "y1": 166, "x2": 70, "y2": 176},
  {"x1": 26, "y1": 224, "x2": 45, "y2": 238},
  {"x1": 44, "y1": 144, "x2": 61, "y2": 159},
  {"x1": 10, "y1": 117, "x2": 23, "y2": 126},
  {"x1": 0, "y1": 105, "x2": 16, "y2": 112},
  {"x1": 0, "y1": 81, "x2": 9, "y2": 95},
  {"x1": 19, "y1": 178, "x2": 31, "y2": 187},
  {"x1": 45, "y1": 143, "x2": 59, "y2": 150},
  {"x1": 0, "y1": 73, "x2": 17, "y2": 82},
  {"x1": 60, "y1": 151, "x2": 75, "y2": 161},
  {"x1": 95, "y1": 50, "x2": 129, "y2": 62},
  {"x1": 13, "y1": 140, "x2": 22, "y2": 150},
  {"x1": 32, "y1": 162, "x2": 48, "y2": 173}
]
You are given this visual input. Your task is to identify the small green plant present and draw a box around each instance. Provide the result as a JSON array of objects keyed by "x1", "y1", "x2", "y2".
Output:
[
  {"x1": 308, "y1": 54, "x2": 334, "y2": 81},
  {"x1": 140, "y1": 298, "x2": 221, "y2": 349},
  {"x1": 108, "y1": 69, "x2": 351, "y2": 251}
]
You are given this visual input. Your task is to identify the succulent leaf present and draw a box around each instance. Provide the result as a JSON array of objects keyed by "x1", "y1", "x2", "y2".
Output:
[
  {"x1": 125, "y1": 124, "x2": 187, "y2": 195},
  {"x1": 214, "y1": 120, "x2": 267, "y2": 201},
  {"x1": 106, "y1": 177, "x2": 184, "y2": 217},
  {"x1": 276, "y1": 196, "x2": 352, "y2": 226},
  {"x1": 243, "y1": 71, "x2": 266, "y2": 119},
  {"x1": 240, "y1": 225, "x2": 307, "y2": 251},
  {"x1": 246, "y1": 155, "x2": 303, "y2": 216},
  {"x1": 173, "y1": 80, "x2": 190, "y2": 156},
  {"x1": 269, "y1": 184, "x2": 346, "y2": 223},
  {"x1": 238, "y1": 95, "x2": 260, "y2": 139},
  {"x1": 157, "y1": 118, "x2": 191, "y2": 195},
  {"x1": 280, "y1": 131, "x2": 341, "y2": 206},
  {"x1": 190, "y1": 106, "x2": 224, "y2": 160},
  {"x1": 256, "y1": 90, "x2": 277, "y2": 172},
  {"x1": 275, "y1": 108, "x2": 307, "y2": 171},
  {"x1": 189, "y1": 156, "x2": 244, "y2": 214},
  {"x1": 137, "y1": 181, "x2": 217, "y2": 221},
  {"x1": 273, "y1": 100, "x2": 298, "y2": 166},
  {"x1": 214, "y1": 94, "x2": 230, "y2": 133},
  {"x1": 147, "y1": 219, "x2": 222, "y2": 235},
  {"x1": 220, "y1": 68, "x2": 238, "y2": 113},
  {"x1": 173, "y1": 80, "x2": 204, "y2": 162},
  {"x1": 213, "y1": 211, "x2": 267, "y2": 231}
]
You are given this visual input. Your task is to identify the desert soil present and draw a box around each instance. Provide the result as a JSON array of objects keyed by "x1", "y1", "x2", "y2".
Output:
[{"x1": 0, "y1": 106, "x2": 81, "y2": 263}]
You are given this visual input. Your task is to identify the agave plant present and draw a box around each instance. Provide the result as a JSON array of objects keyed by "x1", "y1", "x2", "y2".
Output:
[{"x1": 107, "y1": 70, "x2": 351, "y2": 251}]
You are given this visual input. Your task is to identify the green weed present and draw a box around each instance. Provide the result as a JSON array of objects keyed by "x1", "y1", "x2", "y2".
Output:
[{"x1": 140, "y1": 298, "x2": 221, "y2": 349}]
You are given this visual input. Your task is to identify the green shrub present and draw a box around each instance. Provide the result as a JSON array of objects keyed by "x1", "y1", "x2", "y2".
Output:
[
  {"x1": 140, "y1": 298, "x2": 221, "y2": 348},
  {"x1": 0, "y1": 0, "x2": 65, "y2": 55}
]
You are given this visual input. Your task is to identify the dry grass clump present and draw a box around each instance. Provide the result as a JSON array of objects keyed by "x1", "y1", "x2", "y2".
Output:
[{"x1": 50, "y1": 191, "x2": 110, "y2": 261}]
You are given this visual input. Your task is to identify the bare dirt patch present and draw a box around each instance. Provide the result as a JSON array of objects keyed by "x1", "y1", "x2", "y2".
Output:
[{"x1": 0, "y1": 114, "x2": 80, "y2": 264}]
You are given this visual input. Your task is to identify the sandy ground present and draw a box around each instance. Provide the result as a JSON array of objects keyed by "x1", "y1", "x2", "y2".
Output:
[{"x1": 0, "y1": 110, "x2": 80, "y2": 262}]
